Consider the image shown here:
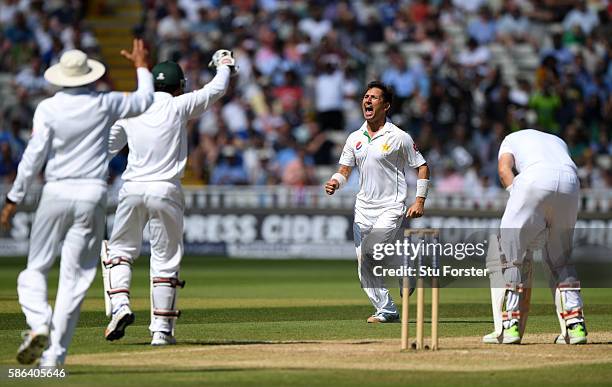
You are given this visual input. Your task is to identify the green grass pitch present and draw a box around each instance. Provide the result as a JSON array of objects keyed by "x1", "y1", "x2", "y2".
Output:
[{"x1": 0, "y1": 256, "x2": 610, "y2": 386}]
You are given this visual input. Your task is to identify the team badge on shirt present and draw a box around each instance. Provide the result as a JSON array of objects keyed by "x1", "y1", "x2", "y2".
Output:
[
  {"x1": 355, "y1": 141, "x2": 362, "y2": 150},
  {"x1": 381, "y1": 143, "x2": 391, "y2": 153}
]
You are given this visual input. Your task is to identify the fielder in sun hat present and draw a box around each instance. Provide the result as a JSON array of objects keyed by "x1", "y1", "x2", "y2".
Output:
[{"x1": 44, "y1": 49, "x2": 106, "y2": 87}]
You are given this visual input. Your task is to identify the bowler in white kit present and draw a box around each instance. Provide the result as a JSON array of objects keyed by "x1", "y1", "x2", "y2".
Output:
[
  {"x1": 101, "y1": 50, "x2": 235, "y2": 345},
  {"x1": 0, "y1": 40, "x2": 154, "y2": 366},
  {"x1": 325, "y1": 81, "x2": 430, "y2": 323},
  {"x1": 484, "y1": 129, "x2": 587, "y2": 345}
]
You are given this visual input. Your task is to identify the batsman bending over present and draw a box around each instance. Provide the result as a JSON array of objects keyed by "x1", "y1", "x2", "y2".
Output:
[
  {"x1": 102, "y1": 50, "x2": 235, "y2": 345},
  {"x1": 484, "y1": 129, "x2": 587, "y2": 345},
  {"x1": 325, "y1": 81, "x2": 430, "y2": 323}
]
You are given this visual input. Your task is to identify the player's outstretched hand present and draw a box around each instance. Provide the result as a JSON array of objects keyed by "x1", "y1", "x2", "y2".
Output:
[
  {"x1": 406, "y1": 199, "x2": 425, "y2": 218},
  {"x1": 208, "y1": 49, "x2": 239, "y2": 76},
  {"x1": 120, "y1": 39, "x2": 149, "y2": 69},
  {"x1": 324, "y1": 179, "x2": 339, "y2": 195},
  {"x1": 0, "y1": 202, "x2": 17, "y2": 230}
]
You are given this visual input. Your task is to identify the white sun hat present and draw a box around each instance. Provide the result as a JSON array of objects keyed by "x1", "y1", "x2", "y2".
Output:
[{"x1": 44, "y1": 50, "x2": 106, "y2": 87}]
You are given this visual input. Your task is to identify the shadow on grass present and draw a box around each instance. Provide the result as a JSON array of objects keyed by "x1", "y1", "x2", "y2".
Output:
[
  {"x1": 2, "y1": 303, "x2": 584, "y2": 331},
  {"x1": 2, "y1": 303, "x2": 611, "y2": 331},
  {"x1": 122, "y1": 339, "x2": 384, "y2": 347},
  {"x1": 68, "y1": 367, "x2": 260, "y2": 376}
]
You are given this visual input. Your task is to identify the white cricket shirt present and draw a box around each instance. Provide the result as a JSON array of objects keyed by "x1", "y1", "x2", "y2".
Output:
[
  {"x1": 109, "y1": 66, "x2": 230, "y2": 182},
  {"x1": 339, "y1": 121, "x2": 426, "y2": 210},
  {"x1": 7, "y1": 68, "x2": 154, "y2": 203},
  {"x1": 498, "y1": 129, "x2": 577, "y2": 174}
]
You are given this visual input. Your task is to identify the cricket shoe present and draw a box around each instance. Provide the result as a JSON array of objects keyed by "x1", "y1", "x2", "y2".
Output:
[
  {"x1": 367, "y1": 312, "x2": 400, "y2": 323},
  {"x1": 482, "y1": 325, "x2": 521, "y2": 344},
  {"x1": 151, "y1": 331, "x2": 177, "y2": 346},
  {"x1": 105, "y1": 304, "x2": 135, "y2": 341},
  {"x1": 38, "y1": 356, "x2": 58, "y2": 369},
  {"x1": 17, "y1": 325, "x2": 49, "y2": 365},
  {"x1": 555, "y1": 322, "x2": 587, "y2": 345}
]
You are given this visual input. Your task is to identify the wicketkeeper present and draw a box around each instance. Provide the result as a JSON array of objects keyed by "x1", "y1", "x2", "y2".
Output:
[
  {"x1": 484, "y1": 129, "x2": 587, "y2": 345},
  {"x1": 102, "y1": 50, "x2": 235, "y2": 345}
]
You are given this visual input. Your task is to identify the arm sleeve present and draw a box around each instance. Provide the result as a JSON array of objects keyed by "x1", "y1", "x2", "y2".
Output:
[
  {"x1": 7, "y1": 109, "x2": 53, "y2": 203},
  {"x1": 498, "y1": 137, "x2": 513, "y2": 159},
  {"x1": 338, "y1": 137, "x2": 355, "y2": 167},
  {"x1": 108, "y1": 120, "x2": 128, "y2": 157},
  {"x1": 174, "y1": 66, "x2": 230, "y2": 120},
  {"x1": 402, "y1": 132, "x2": 426, "y2": 168},
  {"x1": 107, "y1": 67, "x2": 154, "y2": 120}
]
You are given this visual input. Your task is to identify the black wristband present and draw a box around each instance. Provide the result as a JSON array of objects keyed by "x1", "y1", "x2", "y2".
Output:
[{"x1": 5, "y1": 197, "x2": 16, "y2": 205}]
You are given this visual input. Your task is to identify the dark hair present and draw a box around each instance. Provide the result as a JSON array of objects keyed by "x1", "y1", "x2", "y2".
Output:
[{"x1": 365, "y1": 80, "x2": 393, "y2": 107}]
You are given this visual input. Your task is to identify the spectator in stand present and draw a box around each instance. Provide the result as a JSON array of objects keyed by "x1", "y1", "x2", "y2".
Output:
[
  {"x1": 535, "y1": 55, "x2": 560, "y2": 90},
  {"x1": 496, "y1": 1, "x2": 533, "y2": 45},
  {"x1": 282, "y1": 148, "x2": 316, "y2": 187},
  {"x1": 157, "y1": 1, "x2": 190, "y2": 60},
  {"x1": 254, "y1": 25, "x2": 281, "y2": 77},
  {"x1": 381, "y1": 49, "x2": 420, "y2": 115},
  {"x1": 13, "y1": 54, "x2": 50, "y2": 96},
  {"x1": 4, "y1": 11, "x2": 34, "y2": 69},
  {"x1": 437, "y1": 162, "x2": 465, "y2": 194},
  {"x1": 457, "y1": 37, "x2": 491, "y2": 74},
  {"x1": 304, "y1": 119, "x2": 334, "y2": 165},
  {"x1": 542, "y1": 33, "x2": 574, "y2": 69},
  {"x1": 452, "y1": 0, "x2": 486, "y2": 14},
  {"x1": 0, "y1": 140, "x2": 18, "y2": 182},
  {"x1": 467, "y1": 6, "x2": 497, "y2": 45},
  {"x1": 272, "y1": 70, "x2": 302, "y2": 113},
  {"x1": 529, "y1": 80, "x2": 562, "y2": 134},
  {"x1": 210, "y1": 146, "x2": 249, "y2": 185},
  {"x1": 298, "y1": 5, "x2": 331, "y2": 45},
  {"x1": 314, "y1": 58, "x2": 345, "y2": 131},
  {"x1": 562, "y1": 1, "x2": 599, "y2": 35}
]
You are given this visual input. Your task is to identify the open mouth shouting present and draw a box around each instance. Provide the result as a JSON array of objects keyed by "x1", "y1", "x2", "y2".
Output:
[{"x1": 363, "y1": 104, "x2": 374, "y2": 119}]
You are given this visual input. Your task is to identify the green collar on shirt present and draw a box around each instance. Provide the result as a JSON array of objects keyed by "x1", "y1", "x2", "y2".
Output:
[
  {"x1": 362, "y1": 130, "x2": 372, "y2": 143},
  {"x1": 362, "y1": 129, "x2": 388, "y2": 143}
]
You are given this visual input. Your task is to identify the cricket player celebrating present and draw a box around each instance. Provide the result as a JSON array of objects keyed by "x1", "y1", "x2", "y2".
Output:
[
  {"x1": 0, "y1": 40, "x2": 154, "y2": 366},
  {"x1": 325, "y1": 81, "x2": 430, "y2": 323},
  {"x1": 484, "y1": 129, "x2": 587, "y2": 345},
  {"x1": 101, "y1": 50, "x2": 235, "y2": 345}
]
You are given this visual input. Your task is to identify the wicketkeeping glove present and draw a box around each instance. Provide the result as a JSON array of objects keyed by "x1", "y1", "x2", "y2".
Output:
[{"x1": 208, "y1": 49, "x2": 238, "y2": 76}]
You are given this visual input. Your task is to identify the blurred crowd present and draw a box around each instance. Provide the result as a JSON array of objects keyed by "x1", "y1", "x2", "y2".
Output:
[
  {"x1": 0, "y1": 0, "x2": 611, "y2": 195},
  {"x1": 0, "y1": 0, "x2": 110, "y2": 182}
]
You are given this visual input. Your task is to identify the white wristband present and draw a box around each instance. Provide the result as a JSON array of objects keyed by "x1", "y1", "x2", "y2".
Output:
[
  {"x1": 416, "y1": 179, "x2": 429, "y2": 198},
  {"x1": 332, "y1": 173, "x2": 347, "y2": 189}
]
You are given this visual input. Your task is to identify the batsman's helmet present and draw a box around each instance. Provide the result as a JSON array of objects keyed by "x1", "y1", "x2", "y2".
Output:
[{"x1": 152, "y1": 61, "x2": 185, "y2": 91}]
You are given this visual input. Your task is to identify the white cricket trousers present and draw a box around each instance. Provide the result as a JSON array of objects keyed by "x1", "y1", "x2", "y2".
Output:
[
  {"x1": 107, "y1": 180, "x2": 184, "y2": 333},
  {"x1": 17, "y1": 180, "x2": 107, "y2": 365},
  {"x1": 500, "y1": 168, "x2": 583, "y2": 314},
  {"x1": 354, "y1": 203, "x2": 405, "y2": 315}
]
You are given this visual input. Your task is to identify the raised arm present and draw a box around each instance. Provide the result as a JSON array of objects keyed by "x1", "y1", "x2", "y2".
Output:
[
  {"x1": 175, "y1": 49, "x2": 236, "y2": 119},
  {"x1": 108, "y1": 39, "x2": 154, "y2": 119}
]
